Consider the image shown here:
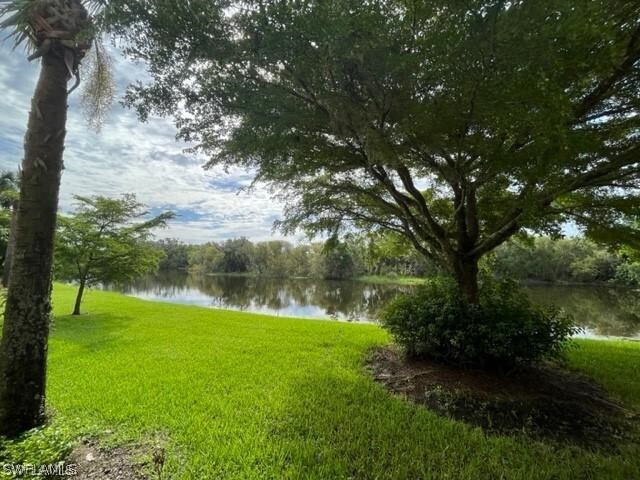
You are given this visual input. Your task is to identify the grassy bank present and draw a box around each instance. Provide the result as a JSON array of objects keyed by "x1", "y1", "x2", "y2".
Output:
[{"x1": 1, "y1": 284, "x2": 639, "y2": 479}]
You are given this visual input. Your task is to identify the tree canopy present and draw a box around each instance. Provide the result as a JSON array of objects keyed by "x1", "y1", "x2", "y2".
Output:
[
  {"x1": 55, "y1": 194, "x2": 173, "y2": 314},
  {"x1": 117, "y1": 0, "x2": 640, "y2": 301}
]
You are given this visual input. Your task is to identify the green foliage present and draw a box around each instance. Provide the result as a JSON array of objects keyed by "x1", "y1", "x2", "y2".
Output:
[
  {"x1": 614, "y1": 261, "x2": 640, "y2": 288},
  {"x1": 253, "y1": 241, "x2": 298, "y2": 278},
  {"x1": 120, "y1": 0, "x2": 640, "y2": 290},
  {"x1": 0, "y1": 426, "x2": 75, "y2": 473},
  {"x1": 0, "y1": 0, "x2": 110, "y2": 50},
  {"x1": 314, "y1": 241, "x2": 354, "y2": 280},
  {"x1": 55, "y1": 194, "x2": 173, "y2": 306},
  {"x1": 0, "y1": 171, "x2": 19, "y2": 210},
  {"x1": 490, "y1": 237, "x2": 620, "y2": 284},
  {"x1": 613, "y1": 238, "x2": 640, "y2": 287},
  {"x1": 155, "y1": 238, "x2": 190, "y2": 272},
  {"x1": 0, "y1": 171, "x2": 19, "y2": 264},
  {"x1": 381, "y1": 278, "x2": 578, "y2": 367},
  {"x1": 217, "y1": 238, "x2": 255, "y2": 273},
  {"x1": 182, "y1": 233, "x2": 431, "y2": 281},
  {"x1": 187, "y1": 242, "x2": 223, "y2": 275},
  {"x1": 349, "y1": 232, "x2": 436, "y2": 278}
]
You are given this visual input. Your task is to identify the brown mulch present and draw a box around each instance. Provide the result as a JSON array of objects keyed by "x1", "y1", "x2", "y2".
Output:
[
  {"x1": 367, "y1": 346, "x2": 639, "y2": 451},
  {"x1": 66, "y1": 439, "x2": 164, "y2": 480}
]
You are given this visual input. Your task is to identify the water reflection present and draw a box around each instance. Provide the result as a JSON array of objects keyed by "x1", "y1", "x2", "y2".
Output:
[
  {"x1": 525, "y1": 285, "x2": 640, "y2": 339},
  {"x1": 111, "y1": 273, "x2": 413, "y2": 323},
  {"x1": 106, "y1": 273, "x2": 640, "y2": 339}
]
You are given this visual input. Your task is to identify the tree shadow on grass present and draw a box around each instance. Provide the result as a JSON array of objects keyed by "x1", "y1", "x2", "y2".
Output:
[
  {"x1": 265, "y1": 368, "x2": 640, "y2": 480},
  {"x1": 265, "y1": 369, "x2": 501, "y2": 479},
  {"x1": 50, "y1": 312, "x2": 137, "y2": 354}
]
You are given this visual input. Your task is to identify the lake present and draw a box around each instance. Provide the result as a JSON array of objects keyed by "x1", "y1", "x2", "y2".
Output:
[{"x1": 108, "y1": 273, "x2": 640, "y2": 339}]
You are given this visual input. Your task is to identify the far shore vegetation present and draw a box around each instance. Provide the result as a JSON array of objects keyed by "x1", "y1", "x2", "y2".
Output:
[{"x1": 152, "y1": 235, "x2": 640, "y2": 288}]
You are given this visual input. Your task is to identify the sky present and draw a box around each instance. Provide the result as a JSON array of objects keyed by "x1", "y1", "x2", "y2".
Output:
[
  {"x1": 0, "y1": 42, "x2": 289, "y2": 244},
  {"x1": 0, "y1": 40, "x2": 581, "y2": 245}
]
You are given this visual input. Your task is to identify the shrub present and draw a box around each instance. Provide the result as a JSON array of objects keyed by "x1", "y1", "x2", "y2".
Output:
[
  {"x1": 380, "y1": 278, "x2": 578, "y2": 367},
  {"x1": 614, "y1": 261, "x2": 640, "y2": 287}
]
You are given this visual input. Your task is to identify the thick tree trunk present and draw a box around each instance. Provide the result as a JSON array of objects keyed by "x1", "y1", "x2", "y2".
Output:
[
  {"x1": 72, "y1": 279, "x2": 86, "y2": 316},
  {"x1": 454, "y1": 257, "x2": 480, "y2": 304},
  {"x1": 0, "y1": 53, "x2": 69, "y2": 437},
  {"x1": 2, "y1": 201, "x2": 19, "y2": 288}
]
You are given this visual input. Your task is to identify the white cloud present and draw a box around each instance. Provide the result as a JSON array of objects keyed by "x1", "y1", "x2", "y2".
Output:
[{"x1": 0, "y1": 43, "x2": 289, "y2": 243}]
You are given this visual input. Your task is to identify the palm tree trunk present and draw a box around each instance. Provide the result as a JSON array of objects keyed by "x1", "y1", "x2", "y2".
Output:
[
  {"x1": 2, "y1": 200, "x2": 19, "y2": 288},
  {"x1": 0, "y1": 52, "x2": 69, "y2": 437}
]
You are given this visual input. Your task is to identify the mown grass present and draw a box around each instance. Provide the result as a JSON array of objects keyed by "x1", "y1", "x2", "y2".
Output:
[{"x1": 1, "y1": 283, "x2": 639, "y2": 479}]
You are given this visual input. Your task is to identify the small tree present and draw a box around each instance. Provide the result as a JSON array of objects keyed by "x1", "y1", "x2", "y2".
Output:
[{"x1": 55, "y1": 194, "x2": 173, "y2": 315}]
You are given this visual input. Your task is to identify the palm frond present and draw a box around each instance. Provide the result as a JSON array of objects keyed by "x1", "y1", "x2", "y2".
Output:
[
  {"x1": 1, "y1": 0, "x2": 112, "y2": 50},
  {"x1": 0, "y1": 0, "x2": 37, "y2": 50}
]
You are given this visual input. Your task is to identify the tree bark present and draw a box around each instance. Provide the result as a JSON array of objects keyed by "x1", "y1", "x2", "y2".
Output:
[
  {"x1": 72, "y1": 278, "x2": 86, "y2": 316},
  {"x1": 0, "y1": 53, "x2": 69, "y2": 437},
  {"x1": 2, "y1": 200, "x2": 19, "y2": 288},
  {"x1": 454, "y1": 257, "x2": 480, "y2": 304}
]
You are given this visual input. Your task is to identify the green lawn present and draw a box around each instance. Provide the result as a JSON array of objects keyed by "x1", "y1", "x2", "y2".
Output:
[{"x1": 1, "y1": 283, "x2": 639, "y2": 479}]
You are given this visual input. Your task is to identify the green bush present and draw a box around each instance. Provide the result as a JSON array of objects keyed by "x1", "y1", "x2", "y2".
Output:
[
  {"x1": 614, "y1": 261, "x2": 640, "y2": 287},
  {"x1": 380, "y1": 278, "x2": 578, "y2": 367}
]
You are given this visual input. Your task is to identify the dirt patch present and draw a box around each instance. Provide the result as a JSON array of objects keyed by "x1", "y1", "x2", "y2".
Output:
[
  {"x1": 66, "y1": 439, "x2": 165, "y2": 480},
  {"x1": 367, "y1": 346, "x2": 639, "y2": 451}
]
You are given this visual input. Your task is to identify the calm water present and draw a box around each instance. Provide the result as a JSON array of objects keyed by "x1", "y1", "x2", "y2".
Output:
[{"x1": 108, "y1": 273, "x2": 640, "y2": 339}]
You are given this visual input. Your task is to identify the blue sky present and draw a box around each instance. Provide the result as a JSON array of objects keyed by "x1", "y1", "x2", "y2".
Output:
[{"x1": 0, "y1": 43, "x2": 287, "y2": 244}]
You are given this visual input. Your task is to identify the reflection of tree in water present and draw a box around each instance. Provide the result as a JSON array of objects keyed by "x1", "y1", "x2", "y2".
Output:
[
  {"x1": 109, "y1": 271, "x2": 191, "y2": 298},
  {"x1": 526, "y1": 286, "x2": 640, "y2": 337},
  {"x1": 112, "y1": 273, "x2": 412, "y2": 322},
  {"x1": 193, "y1": 276, "x2": 411, "y2": 321},
  {"x1": 110, "y1": 275, "x2": 640, "y2": 336},
  {"x1": 307, "y1": 281, "x2": 412, "y2": 321}
]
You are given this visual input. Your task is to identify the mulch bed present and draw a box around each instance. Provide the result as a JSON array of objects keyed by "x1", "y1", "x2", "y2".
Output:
[{"x1": 367, "y1": 346, "x2": 639, "y2": 451}]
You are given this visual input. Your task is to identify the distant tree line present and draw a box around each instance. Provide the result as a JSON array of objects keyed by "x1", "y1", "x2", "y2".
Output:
[
  {"x1": 490, "y1": 237, "x2": 640, "y2": 286},
  {"x1": 154, "y1": 234, "x2": 640, "y2": 287},
  {"x1": 155, "y1": 234, "x2": 435, "y2": 280}
]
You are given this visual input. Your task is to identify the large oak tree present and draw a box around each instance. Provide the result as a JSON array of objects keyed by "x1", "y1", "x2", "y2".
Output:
[{"x1": 123, "y1": 0, "x2": 639, "y2": 302}]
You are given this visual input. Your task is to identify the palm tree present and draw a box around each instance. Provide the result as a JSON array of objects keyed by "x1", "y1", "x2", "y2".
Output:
[{"x1": 0, "y1": 0, "x2": 113, "y2": 437}]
